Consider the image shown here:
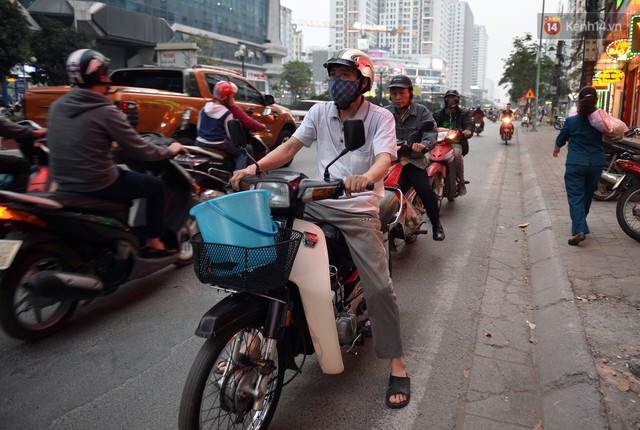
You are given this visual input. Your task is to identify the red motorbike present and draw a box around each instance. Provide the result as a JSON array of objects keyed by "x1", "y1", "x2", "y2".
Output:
[
  {"x1": 500, "y1": 116, "x2": 514, "y2": 144},
  {"x1": 381, "y1": 141, "x2": 428, "y2": 248},
  {"x1": 613, "y1": 152, "x2": 640, "y2": 242},
  {"x1": 426, "y1": 127, "x2": 460, "y2": 206}
]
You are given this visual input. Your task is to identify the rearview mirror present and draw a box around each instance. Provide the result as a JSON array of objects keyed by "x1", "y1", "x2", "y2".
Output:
[
  {"x1": 227, "y1": 119, "x2": 247, "y2": 148},
  {"x1": 343, "y1": 119, "x2": 366, "y2": 151}
]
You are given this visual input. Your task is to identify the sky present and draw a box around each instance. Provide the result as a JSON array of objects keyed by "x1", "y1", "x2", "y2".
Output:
[{"x1": 280, "y1": 0, "x2": 565, "y2": 101}]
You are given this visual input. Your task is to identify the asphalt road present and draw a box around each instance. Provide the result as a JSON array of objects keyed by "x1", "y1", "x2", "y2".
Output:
[{"x1": 0, "y1": 122, "x2": 512, "y2": 429}]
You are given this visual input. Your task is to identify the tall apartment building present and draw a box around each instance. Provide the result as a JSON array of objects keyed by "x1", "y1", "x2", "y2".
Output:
[
  {"x1": 472, "y1": 25, "x2": 488, "y2": 95},
  {"x1": 325, "y1": 0, "x2": 476, "y2": 96},
  {"x1": 448, "y1": 1, "x2": 474, "y2": 95}
]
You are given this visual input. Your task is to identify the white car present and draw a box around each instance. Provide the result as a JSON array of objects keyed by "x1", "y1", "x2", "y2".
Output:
[{"x1": 290, "y1": 100, "x2": 325, "y2": 126}]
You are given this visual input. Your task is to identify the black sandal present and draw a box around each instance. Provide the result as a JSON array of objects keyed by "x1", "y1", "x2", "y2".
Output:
[{"x1": 385, "y1": 374, "x2": 411, "y2": 409}]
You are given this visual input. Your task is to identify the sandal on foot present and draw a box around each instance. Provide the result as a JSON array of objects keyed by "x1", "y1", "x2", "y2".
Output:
[
  {"x1": 215, "y1": 361, "x2": 227, "y2": 375},
  {"x1": 385, "y1": 374, "x2": 411, "y2": 409}
]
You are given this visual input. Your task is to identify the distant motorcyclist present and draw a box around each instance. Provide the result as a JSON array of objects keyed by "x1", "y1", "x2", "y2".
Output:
[
  {"x1": 47, "y1": 49, "x2": 187, "y2": 258},
  {"x1": 472, "y1": 105, "x2": 485, "y2": 133},
  {"x1": 432, "y1": 89, "x2": 473, "y2": 195},
  {"x1": 384, "y1": 75, "x2": 444, "y2": 241}
]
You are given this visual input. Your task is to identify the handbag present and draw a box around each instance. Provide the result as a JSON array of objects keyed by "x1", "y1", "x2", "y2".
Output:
[{"x1": 587, "y1": 109, "x2": 627, "y2": 140}]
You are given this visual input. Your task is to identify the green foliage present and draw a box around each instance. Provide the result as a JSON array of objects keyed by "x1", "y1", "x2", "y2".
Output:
[
  {"x1": 281, "y1": 61, "x2": 312, "y2": 101},
  {"x1": 499, "y1": 34, "x2": 554, "y2": 104},
  {"x1": 0, "y1": 0, "x2": 31, "y2": 79},
  {"x1": 29, "y1": 16, "x2": 92, "y2": 85}
]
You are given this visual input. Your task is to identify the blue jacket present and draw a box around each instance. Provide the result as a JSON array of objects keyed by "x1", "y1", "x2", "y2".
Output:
[{"x1": 555, "y1": 114, "x2": 605, "y2": 167}]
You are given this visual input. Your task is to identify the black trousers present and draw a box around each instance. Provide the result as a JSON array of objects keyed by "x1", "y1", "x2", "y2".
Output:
[
  {"x1": 400, "y1": 163, "x2": 440, "y2": 226},
  {"x1": 0, "y1": 154, "x2": 31, "y2": 193},
  {"x1": 85, "y1": 169, "x2": 166, "y2": 238}
]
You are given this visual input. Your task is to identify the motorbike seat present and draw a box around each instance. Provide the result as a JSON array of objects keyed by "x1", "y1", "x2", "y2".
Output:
[
  {"x1": 30, "y1": 192, "x2": 131, "y2": 224},
  {"x1": 187, "y1": 144, "x2": 235, "y2": 162},
  {"x1": 619, "y1": 140, "x2": 640, "y2": 152}
]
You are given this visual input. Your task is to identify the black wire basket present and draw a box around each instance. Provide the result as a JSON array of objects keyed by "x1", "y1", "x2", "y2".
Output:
[{"x1": 192, "y1": 229, "x2": 303, "y2": 292}]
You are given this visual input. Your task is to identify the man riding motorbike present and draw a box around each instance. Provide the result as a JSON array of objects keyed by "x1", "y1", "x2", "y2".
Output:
[
  {"x1": 500, "y1": 103, "x2": 514, "y2": 137},
  {"x1": 0, "y1": 118, "x2": 46, "y2": 193},
  {"x1": 47, "y1": 49, "x2": 187, "y2": 258},
  {"x1": 432, "y1": 89, "x2": 473, "y2": 195},
  {"x1": 472, "y1": 105, "x2": 485, "y2": 133},
  {"x1": 231, "y1": 48, "x2": 411, "y2": 409},
  {"x1": 384, "y1": 74, "x2": 444, "y2": 241}
]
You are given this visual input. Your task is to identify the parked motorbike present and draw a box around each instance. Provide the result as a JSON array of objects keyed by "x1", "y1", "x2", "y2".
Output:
[
  {"x1": 593, "y1": 138, "x2": 640, "y2": 201},
  {"x1": 500, "y1": 116, "x2": 514, "y2": 144},
  {"x1": 427, "y1": 127, "x2": 461, "y2": 206},
  {"x1": 521, "y1": 112, "x2": 531, "y2": 129},
  {"x1": 179, "y1": 119, "x2": 374, "y2": 429},
  {"x1": 553, "y1": 115, "x2": 566, "y2": 130},
  {"x1": 0, "y1": 134, "x2": 199, "y2": 340},
  {"x1": 613, "y1": 152, "x2": 640, "y2": 242}
]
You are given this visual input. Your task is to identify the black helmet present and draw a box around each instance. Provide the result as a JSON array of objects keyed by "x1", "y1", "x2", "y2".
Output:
[
  {"x1": 66, "y1": 49, "x2": 111, "y2": 87},
  {"x1": 444, "y1": 89, "x2": 460, "y2": 99},
  {"x1": 389, "y1": 75, "x2": 413, "y2": 91},
  {"x1": 323, "y1": 48, "x2": 375, "y2": 93}
]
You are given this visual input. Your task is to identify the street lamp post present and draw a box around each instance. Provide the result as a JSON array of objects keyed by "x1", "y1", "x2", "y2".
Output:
[
  {"x1": 532, "y1": 0, "x2": 546, "y2": 132},
  {"x1": 234, "y1": 44, "x2": 254, "y2": 78}
]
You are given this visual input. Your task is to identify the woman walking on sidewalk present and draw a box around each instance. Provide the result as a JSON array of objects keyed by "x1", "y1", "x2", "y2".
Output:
[{"x1": 553, "y1": 86, "x2": 605, "y2": 246}]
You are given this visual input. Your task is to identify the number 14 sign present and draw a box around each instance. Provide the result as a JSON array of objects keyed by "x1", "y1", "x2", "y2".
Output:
[{"x1": 543, "y1": 16, "x2": 562, "y2": 37}]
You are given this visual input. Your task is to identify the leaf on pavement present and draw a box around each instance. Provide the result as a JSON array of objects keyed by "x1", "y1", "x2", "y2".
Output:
[
  {"x1": 483, "y1": 329, "x2": 492, "y2": 337},
  {"x1": 533, "y1": 419, "x2": 544, "y2": 430},
  {"x1": 518, "y1": 223, "x2": 529, "y2": 228},
  {"x1": 463, "y1": 368, "x2": 470, "y2": 378}
]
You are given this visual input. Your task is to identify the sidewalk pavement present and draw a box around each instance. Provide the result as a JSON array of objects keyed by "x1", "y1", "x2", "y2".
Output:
[
  {"x1": 521, "y1": 124, "x2": 640, "y2": 429},
  {"x1": 459, "y1": 123, "x2": 640, "y2": 430}
]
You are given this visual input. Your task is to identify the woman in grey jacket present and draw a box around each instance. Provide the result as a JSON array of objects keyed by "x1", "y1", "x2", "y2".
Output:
[{"x1": 47, "y1": 49, "x2": 186, "y2": 258}]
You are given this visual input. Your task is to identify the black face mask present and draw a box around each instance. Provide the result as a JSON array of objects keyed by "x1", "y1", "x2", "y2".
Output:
[{"x1": 444, "y1": 99, "x2": 458, "y2": 109}]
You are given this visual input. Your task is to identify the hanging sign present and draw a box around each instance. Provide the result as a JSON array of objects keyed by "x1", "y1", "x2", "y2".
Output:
[
  {"x1": 595, "y1": 69, "x2": 625, "y2": 84},
  {"x1": 606, "y1": 39, "x2": 629, "y2": 61},
  {"x1": 631, "y1": 15, "x2": 640, "y2": 56}
]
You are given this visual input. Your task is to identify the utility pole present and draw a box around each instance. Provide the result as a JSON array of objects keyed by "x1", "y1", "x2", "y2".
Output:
[
  {"x1": 580, "y1": 0, "x2": 600, "y2": 88},
  {"x1": 532, "y1": 0, "x2": 546, "y2": 132}
]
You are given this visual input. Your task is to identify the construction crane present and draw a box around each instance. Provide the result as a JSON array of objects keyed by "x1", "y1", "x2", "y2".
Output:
[{"x1": 292, "y1": 20, "x2": 404, "y2": 35}]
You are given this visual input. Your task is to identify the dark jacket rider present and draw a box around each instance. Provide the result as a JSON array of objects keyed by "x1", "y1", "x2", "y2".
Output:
[
  {"x1": 432, "y1": 90, "x2": 473, "y2": 195},
  {"x1": 384, "y1": 75, "x2": 445, "y2": 241},
  {"x1": 500, "y1": 103, "x2": 515, "y2": 135},
  {"x1": 47, "y1": 49, "x2": 187, "y2": 258}
]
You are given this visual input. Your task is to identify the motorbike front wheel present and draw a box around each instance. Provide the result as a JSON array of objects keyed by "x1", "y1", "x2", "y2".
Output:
[
  {"x1": 0, "y1": 251, "x2": 78, "y2": 340},
  {"x1": 553, "y1": 121, "x2": 562, "y2": 130},
  {"x1": 179, "y1": 320, "x2": 285, "y2": 429},
  {"x1": 616, "y1": 185, "x2": 640, "y2": 242}
]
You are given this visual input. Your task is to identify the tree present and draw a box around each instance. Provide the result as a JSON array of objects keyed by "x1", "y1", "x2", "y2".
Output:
[
  {"x1": 29, "y1": 16, "x2": 92, "y2": 85},
  {"x1": 0, "y1": 0, "x2": 31, "y2": 104},
  {"x1": 281, "y1": 61, "x2": 312, "y2": 101},
  {"x1": 499, "y1": 34, "x2": 554, "y2": 106}
]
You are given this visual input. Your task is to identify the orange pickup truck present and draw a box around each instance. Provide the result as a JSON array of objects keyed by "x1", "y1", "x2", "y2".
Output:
[{"x1": 23, "y1": 66, "x2": 297, "y2": 151}]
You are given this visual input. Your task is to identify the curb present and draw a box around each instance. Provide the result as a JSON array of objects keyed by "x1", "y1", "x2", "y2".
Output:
[{"x1": 518, "y1": 135, "x2": 608, "y2": 429}]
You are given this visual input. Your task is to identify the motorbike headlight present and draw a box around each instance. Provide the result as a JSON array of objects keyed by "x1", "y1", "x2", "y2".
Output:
[
  {"x1": 503, "y1": 118, "x2": 511, "y2": 124},
  {"x1": 256, "y1": 182, "x2": 290, "y2": 208}
]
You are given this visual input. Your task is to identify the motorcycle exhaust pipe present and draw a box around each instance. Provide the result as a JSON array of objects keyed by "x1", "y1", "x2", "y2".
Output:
[
  {"x1": 601, "y1": 171, "x2": 622, "y2": 185},
  {"x1": 24, "y1": 271, "x2": 104, "y2": 300}
]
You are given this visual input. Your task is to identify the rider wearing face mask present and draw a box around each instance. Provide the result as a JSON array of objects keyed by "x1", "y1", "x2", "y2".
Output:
[
  {"x1": 47, "y1": 49, "x2": 187, "y2": 258},
  {"x1": 432, "y1": 89, "x2": 474, "y2": 195},
  {"x1": 232, "y1": 48, "x2": 411, "y2": 409},
  {"x1": 384, "y1": 75, "x2": 444, "y2": 241}
]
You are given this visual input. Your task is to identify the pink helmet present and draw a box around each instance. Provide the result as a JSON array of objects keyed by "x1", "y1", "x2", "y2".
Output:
[{"x1": 213, "y1": 81, "x2": 238, "y2": 100}]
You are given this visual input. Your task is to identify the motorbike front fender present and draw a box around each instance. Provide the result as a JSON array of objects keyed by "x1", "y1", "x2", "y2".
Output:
[
  {"x1": 195, "y1": 293, "x2": 270, "y2": 338},
  {"x1": 427, "y1": 162, "x2": 447, "y2": 178}
]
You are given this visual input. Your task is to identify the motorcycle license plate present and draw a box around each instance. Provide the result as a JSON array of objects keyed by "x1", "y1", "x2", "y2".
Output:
[{"x1": 0, "y1": 240, "x2": 22, "y2": 270}]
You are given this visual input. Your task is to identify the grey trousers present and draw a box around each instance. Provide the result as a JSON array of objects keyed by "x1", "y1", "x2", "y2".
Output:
[{"x1": 304, "y1": 202, "x2": 404, "y2": 359}]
